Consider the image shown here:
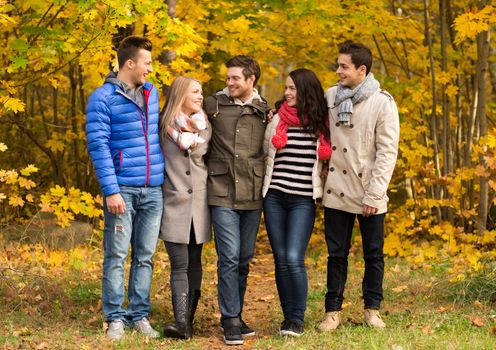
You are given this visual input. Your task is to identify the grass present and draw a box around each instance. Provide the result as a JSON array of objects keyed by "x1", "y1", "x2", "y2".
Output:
[{"x1": 1, "y1": 229, "x2": 495, "y2": 350}]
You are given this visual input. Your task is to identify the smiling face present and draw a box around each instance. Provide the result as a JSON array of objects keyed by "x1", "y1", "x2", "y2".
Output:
[
  {"x1": 284, "y1": 76, "x2": 297, "y2": 107},
  {"x1": 129, "y1": 48, "x2": 153, "y2": 87},
  {"x1": 226, "y1": 67, "x2": 255, "y2": 101},
  {"x1": 181, "y1": 80, "x2": 203, "y2": 115},
  {"x1": 336, "y1": 53, "x2": 366, "y2": 89}
]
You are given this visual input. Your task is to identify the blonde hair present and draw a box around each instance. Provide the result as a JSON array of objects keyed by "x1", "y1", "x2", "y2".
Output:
[{"x1": 159, "y1": 76, "x2": 201, "y2": 138}]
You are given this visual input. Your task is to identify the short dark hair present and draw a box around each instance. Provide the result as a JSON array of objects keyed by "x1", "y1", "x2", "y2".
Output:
[
  {"x1": 225, "y1": 55, "x2": 261, "y2": 85},
  {"x1": 117, "y1": 36, "x2": 152, "y2": 68},
  {"x1": 338, "y1": 41, "x2": 372, "y2": 74}
]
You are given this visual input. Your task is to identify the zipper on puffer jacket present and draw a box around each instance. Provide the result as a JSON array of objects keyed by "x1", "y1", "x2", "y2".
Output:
[
  {"x1": 112, "y1": 150, "x2": 123, "y2": 174},
  {"x1": 115, "y1": 87, "x2": 152, "y2": 186}
]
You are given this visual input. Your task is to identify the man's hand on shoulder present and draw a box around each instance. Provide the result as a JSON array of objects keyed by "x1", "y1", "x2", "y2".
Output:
[
  {"x1": 362, "y1": 204, "x2": 378, "y2": 217},
  {"x1": 267, "y1": 108, "x2": 276, "y2": 122},
  {"x1": 106, "y1": 193, "x2": 126, "y2": 214}
]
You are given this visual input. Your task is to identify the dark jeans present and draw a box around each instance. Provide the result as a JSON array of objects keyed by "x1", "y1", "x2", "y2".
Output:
[
  {"x1": 263, "y1": 189, "x2": 315, "y2": 325},
  {"x1": 164, "y1": 229, "x2": 203, "y2": 296},
  {"x1": 324, "y1": 207, "x2": 385, "y2": 312},
  {"x1": 211, "y1": 206, "x2": 262, "y2": 321}
]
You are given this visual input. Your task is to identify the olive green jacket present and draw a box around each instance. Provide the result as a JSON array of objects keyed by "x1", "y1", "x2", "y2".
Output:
[{"x1": 204, "y1": 89, "x2": 271, "y2": 209}]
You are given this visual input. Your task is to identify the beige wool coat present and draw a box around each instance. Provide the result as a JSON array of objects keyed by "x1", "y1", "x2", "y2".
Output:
[
  {"x1": 159, "y1": 123, "x2": 212, "y2": 244},
  {"x1": 262, "y1": 114, "x2": 323, "y2": 200},
  {"x1": 322, "y1": 85, "x2": 400, "y2": 214}
]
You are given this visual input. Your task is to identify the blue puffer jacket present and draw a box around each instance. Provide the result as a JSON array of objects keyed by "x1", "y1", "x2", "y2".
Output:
[{"x1": 86, "y1": 79, "x2": 164, "y2": 196}]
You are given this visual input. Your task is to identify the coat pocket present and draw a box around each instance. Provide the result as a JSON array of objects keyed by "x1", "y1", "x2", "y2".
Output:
[
  {"x1": 252, "y1": 162, "x2": 264, "y2": 201},
  {"x1": 208, "y1": 161, "x2": 230, "y2": 197}
]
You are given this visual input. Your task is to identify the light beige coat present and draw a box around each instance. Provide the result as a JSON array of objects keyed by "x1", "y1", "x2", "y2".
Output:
[
  {"x1": 159, "y1": 124, "x2": 212, "y2": 244},
  {"x1": 262, "y1": 114, "x2": 323, "y2": 200},
  {"x1": 322, "y1": 86, "x2": 399, "y2": 214}
]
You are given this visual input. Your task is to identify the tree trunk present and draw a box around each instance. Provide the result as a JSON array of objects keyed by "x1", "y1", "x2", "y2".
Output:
[
  {"x1": 423, "y1": 0, "x2": 442, "y2": 223},
  {"x1": 439, "y1": 0, "x2": 453, "y2": 223},
  {"x1": 476, "y1": 25, "x2": 490, "y2": 236},
  {"x1": 159, "y1": 0, "x2": 178, "y2": 109}
]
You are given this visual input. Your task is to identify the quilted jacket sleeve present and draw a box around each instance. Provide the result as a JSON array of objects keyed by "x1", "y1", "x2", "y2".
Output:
[{"x1": 85, "y1": 88, "x2": 120, "y2": 196}]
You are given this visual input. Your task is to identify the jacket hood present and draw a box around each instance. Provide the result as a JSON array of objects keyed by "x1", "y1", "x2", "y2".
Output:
[
  {"x1": 218, "y1": 87, "x2": 262, "y2": 105},
  {"x1": 104, "y1": 71, "x2": 145, "y2": 109}
]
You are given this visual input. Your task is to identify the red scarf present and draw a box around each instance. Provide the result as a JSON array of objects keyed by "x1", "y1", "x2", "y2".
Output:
[{"x1": 271, "y1": 101, "x2": 332, "y2": 160}]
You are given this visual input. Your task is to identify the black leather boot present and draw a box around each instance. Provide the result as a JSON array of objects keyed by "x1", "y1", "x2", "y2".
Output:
[
  {"x1": 188, "y1": 290, "x2": 201, "y2": 332},
  {"x1": 163, "y1": 292, "x2": 192, "y2": 339}
]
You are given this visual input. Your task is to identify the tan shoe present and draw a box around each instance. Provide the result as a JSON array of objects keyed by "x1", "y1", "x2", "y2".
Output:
[
  {"x1": 364, "y1": 309, "x2": 386, "y2": 328},
  {"x1": 318, "y1": 311, "x2": 341, "y2": 331}
]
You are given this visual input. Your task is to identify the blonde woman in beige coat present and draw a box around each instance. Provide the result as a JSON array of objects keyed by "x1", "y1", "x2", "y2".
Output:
[{"x1": 159, "y1": 76, "x2": 212, "y2": 339}]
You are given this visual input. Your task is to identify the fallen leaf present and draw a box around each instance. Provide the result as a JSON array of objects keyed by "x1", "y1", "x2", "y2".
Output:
[
  {"x1": 471, "y1": 317, "x2": 485, "y2": 327},
  {"x1": 35, "y1": 342, "x2": 49, "y2": 350},
  {"x1": 390, "y1": 264, "x2": 401, "y2": 273},
  {"x1": 437, "y1": 305, "x2": 451, "y2": 312},
  {"x1": 491, "y1": 326, "x2": 496, "y2": 334},
  {"x1": 342, "y1": 302, "x2": 352, "y2": 309},
  {"x1": 259, "y1": 294, "x2": 275, "y2": 302},
  {"x1": 392, "y1": 285, "x2": 408, "y2": 293},
  {"x1": 421, "y1": 325, "x2": 431, "y2": 334},
  {"x1": 474, "y1": 300, "x2": 483, "y2": 308}
]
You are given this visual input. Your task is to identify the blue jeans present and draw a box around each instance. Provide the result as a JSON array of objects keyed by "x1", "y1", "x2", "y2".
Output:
[
  {"x1": 102, "y1": 186, "x2": 163, "y2": 323},
  {"x1": 211, "y1": 206, "x2": 262, "y2": 321},
  {"x1": 324, "y1": 207, "x2": 385, "y2": 311},
  {"x1": 263, "y1": 189, "x2": 315, "y2": 325}
]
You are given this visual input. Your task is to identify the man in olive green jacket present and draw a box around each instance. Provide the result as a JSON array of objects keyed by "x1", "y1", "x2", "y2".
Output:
[{"x1": 204, "y1": 55, "x2": 270, "y2": 346}]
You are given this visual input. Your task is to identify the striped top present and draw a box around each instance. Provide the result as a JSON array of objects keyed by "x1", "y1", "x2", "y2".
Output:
[{"x1": 269, "y1": 127, "x2": 317, "y2": 196}]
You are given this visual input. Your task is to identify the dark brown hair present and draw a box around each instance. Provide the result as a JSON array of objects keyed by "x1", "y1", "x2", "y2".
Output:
[
  {"x1": 338, "y1": 41, "x2": 373, "y2": 74},
  {"x1": 225, "y1": 55, "x2": 261, "y2": 85},
  {"x1": 117, "y1": 36, "x2": 152, "y2": 68},
  {"x1": 275, "y1": 68, "x2": 329, "y2": 139}
]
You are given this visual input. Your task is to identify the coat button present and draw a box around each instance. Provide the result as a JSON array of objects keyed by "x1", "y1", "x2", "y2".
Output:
[
  {"x1": 349, "y1": 124, "x2": 354, "y2": 128},
  {"x1": 332, "y1": 146, "x2": 336, "y2": 151},
  {"x1": 343, "y1": 148, "x2": 348, "y2": 153},
  {"x1": 343, "y1": 170, "x2": 347, "y2": 174},
  {"x1": 184, "y1": 152, "x2": 188, "y2": 157},
  {"x1": 327, "y1": 189, "x2": 331, "y2": 194},
  {"x1": 188, "y1": 189, "x2": 193, "y2": 194},
  {"x1": 335, "y1": 122, "x2": 340, "y2": 127},
  {"x1": 186, "y1": 170, "x2": 191, "y2": 175},
  {"x1": 340, "y1": 193, "x2": 344, "y2": 197},
  {"x1": 358, "y1": 173, "x2": 363, "y2": 178},
  {"x1": 330, "y1": 167, "x2": 335, "y2": 172}
]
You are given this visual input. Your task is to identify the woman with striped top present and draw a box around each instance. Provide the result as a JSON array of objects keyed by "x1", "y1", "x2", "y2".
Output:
[{"x1": 262, "y1": 68, "x2": 331, "y2": 336}]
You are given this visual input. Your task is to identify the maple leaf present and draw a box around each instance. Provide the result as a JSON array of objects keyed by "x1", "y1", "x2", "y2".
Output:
[
  {"x1": 20, "y1": 164, "x2": 39, "y2": 176},
  {"x1": 392, "y1": 285, "x2": 408, "y2": 293},
  {"x1": 0, "y1": 142, "x2": 7, "y2": 152},
  {"x1": 8, "y1": 195, "x2": 24, "y2": 207},
  {"x1": 18, "y1": 177, "x2": 36, "y2": 189},
  {"x1": 50, "y1": 185, "x2": 66, "y2": 197},
  {"x1": 471, "y1": 317, "x2": 485, "y2": 327}
]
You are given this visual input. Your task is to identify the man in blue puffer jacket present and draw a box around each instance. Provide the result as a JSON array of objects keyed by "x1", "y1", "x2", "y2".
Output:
[{"x1": 85, "y1": 36, "x2": 164, "y2": 341}]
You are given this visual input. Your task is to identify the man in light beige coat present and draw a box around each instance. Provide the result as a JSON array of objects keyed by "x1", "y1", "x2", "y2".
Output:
[{"x1": 318, "y1": 41, "x2": 400, "y2": 331}]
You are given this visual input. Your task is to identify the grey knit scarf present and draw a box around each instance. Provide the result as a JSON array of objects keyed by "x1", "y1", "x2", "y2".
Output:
[{"x1": 335, "y1": 73, "x2": 380, "y2": 125}]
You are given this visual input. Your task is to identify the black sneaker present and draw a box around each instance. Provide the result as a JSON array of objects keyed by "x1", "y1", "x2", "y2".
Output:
[
  {"x1": 280, "y1": 320, "x2": 304, "y2": 337},
  {"x1": 240, "y1": 319, "x2": 255, "y2": 337},
  {"x1": 222, "y1": 318, "x2": 244, "y2": 345},
  {"x1": 279, "y1": 319, "x2": 291, "y2": 336}
]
